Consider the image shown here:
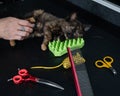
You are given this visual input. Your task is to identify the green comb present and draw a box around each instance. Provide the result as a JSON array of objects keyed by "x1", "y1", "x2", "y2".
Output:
[{"x1": 48, "y1": 38, "x2": 85, "y2": 56}]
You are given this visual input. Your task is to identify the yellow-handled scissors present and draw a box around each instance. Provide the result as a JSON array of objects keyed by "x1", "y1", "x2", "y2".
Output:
[{"x1": 95, "y1": 56, "x2": 117, "y2": 75}]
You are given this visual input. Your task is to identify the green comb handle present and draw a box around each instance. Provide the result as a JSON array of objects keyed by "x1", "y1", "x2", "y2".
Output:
[{"x1": 48, "y1": 38, "x2": 85, "y2": 57}]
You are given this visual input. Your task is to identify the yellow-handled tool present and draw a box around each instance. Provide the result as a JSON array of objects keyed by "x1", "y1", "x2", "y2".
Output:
[{"x1": 95, "y1": 56, "x2": 117, "y2": 75}]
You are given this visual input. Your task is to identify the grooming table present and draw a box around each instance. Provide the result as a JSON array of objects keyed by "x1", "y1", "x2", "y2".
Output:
[{"x1": 0, "y1": 0, "x2": 120, "y2": 96}]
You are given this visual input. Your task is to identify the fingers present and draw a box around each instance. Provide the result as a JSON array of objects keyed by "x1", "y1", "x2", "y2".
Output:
[
  {"x1": 13, "y1": 31, "x2": 29, "y2": 41},
  {"x1": 18, "y1": 26, "x2": 33, "y2": 33},
  {"x1": 13, "y1": 35, "x2": 24, "y2": 41},
  {"x1": 18, "y1": 20, "x2": 35, "y2": 28},
  {"x1": 15, "y1": 19, "x2": 34, "y2": 40},
  {"x1": 16, "y1": 31, "x2": 29, "y2": 37},
  {"x1": 24, "y1": 26, "x2": 33, "y2": 33}
]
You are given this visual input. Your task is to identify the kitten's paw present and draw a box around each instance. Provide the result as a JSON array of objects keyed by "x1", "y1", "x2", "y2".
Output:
[
  {"x1": 27, "y1": 17, "x2": 35, "y2": 23},
  {"x1": 41, "y1": 44, "x2": 47, "y2": 51},
  {"x1": 10, "y1": 40, "x2": 16, "y2": 47}
]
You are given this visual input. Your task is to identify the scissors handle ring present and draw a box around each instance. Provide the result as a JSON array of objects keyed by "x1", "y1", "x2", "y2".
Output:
[
  {"x1": 13, "y1": 75, "x2": 23, "y2": 84},
  {"x1": 104, "y1": 56, "x2": 113, "y2": 64},
  {"x1": 95, "y1": 60, "x2": 109, "y2": 68},
  {"x1": 18, "y1": 69, "x2": 28, "y2": 76}
]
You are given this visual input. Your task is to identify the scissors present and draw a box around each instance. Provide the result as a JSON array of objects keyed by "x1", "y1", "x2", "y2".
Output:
[
  {"x1": 95, "y1": 56, "x2": 117, "y2": 75},
  {"x1": 7, "y1": 68, "x2": 64, "y2": 90}
]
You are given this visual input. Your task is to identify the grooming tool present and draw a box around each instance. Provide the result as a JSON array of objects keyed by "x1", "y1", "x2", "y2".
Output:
[
  {"x1": 7, "y1": 68, "x2": 64, "y2": 90},
  {"x1": 62, "y1": 52, "x2": 85, "y2": 69},
  {"x1": 30, "y1": 52, "x2": 85, "y2": 69},
  {"x1": 95, "y1": 56, "x2": 117, "y2": 75},
  {"x1": 48, "y1": 37, "x2": 84, "y2": 56},
  {"x1": 67, "y1": 47, "x2": 82, "y2": 96}
]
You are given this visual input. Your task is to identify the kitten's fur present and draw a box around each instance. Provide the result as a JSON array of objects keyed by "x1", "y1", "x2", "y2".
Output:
[{"x1": 10, "y1": 9, "x2": 91, "y2": 51}]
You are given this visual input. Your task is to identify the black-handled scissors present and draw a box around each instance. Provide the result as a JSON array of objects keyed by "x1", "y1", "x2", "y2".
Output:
[
  {"x1": 95, "y1": 56, "x2": 117, "y2": 75},
  {"x1": 7, "y1": 68, "x2": 64, "y2": 90}
]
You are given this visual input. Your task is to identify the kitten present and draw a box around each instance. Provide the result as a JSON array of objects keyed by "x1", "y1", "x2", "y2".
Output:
[{"x1": 10, "y1": 9, "x2": 91, "y2": 51}]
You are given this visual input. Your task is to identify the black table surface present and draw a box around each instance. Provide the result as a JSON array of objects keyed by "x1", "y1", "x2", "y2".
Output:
[{"x1": 0, "y1": 0, "x2": 120, "y2": 96}]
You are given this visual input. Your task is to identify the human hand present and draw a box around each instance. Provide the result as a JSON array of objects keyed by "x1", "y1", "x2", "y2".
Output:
[{"x1": 0, "y1": 17, "x2": 34, "y2": 40}]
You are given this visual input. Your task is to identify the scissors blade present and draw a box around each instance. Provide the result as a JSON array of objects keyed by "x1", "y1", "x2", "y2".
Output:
[
  {"x1": 109, "y1": 67, "x2": 117, "y2": 75},
  {"x1": 36, "y1": 78, "x2": 64, "y2": 90}
]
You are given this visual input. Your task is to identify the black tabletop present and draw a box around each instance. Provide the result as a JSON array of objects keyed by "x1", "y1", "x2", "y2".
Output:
[{"x1": 0, "y1": 0, "x2": 120, "y2": 96}]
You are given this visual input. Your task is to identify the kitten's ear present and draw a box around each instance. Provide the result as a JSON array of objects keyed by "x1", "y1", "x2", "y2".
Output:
[
  {"x1": 70, "y1": 12, "x2": 77, "y2": 21},
  {"x1": 65, "y1": 12, "x2": 77, "y2": 21},
  {"x1": 83, "y1": 24, "x2": 92, "y2": 31},
  {"x1": 24, "y1": 11, "x2": 34, "y2": 19},
  {"x1": 33, "y1": 9, "x2": 44, "y2": 17}
]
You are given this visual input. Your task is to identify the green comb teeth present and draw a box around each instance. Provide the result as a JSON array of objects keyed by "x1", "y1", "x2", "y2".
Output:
[{"x1": 48, "y1": 38, "x2": 85, "y2": 56}]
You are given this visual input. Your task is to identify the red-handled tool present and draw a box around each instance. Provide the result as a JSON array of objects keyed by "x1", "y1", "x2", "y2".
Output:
[
  {"x1": 67, "y1": 47, "x2": 82, "y2": 96},
  {"x1": 8, "y1": 68, "x2": 64, "y2": 90}
]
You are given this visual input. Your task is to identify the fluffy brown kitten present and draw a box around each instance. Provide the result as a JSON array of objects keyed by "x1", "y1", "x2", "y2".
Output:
[{"x1": 10, "y1": 9, "x2": 91, "y2": 51}]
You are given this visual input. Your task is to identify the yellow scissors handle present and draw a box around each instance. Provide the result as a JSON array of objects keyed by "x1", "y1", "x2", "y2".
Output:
[
  {"x1": 95, "y1": 60, "x2": 111, "y2": 68},
  {"x1": 95, "y1": 56, "x2": 113, "y2": 68}
]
